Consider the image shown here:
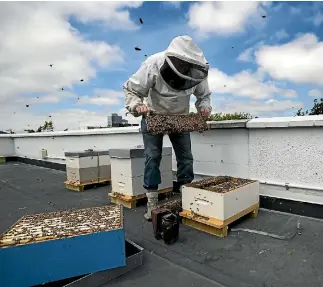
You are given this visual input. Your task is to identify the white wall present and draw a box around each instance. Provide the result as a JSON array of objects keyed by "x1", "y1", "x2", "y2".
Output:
[
  {"x1": 190, "y1": 128, "x2": 249, "y2": 178},
  {"x1": 2, "y1": 116, "x2": 323, "y2": 204},
  {"x1": 0, "y1": 137, "x2": 15, "y2": 156},
  {"x1": 249, "y1": 127, "x2": 323, "y2": 187},
  {"x1": 247, "y1": 116, "x2": 323, "y2": 204},
  {"x1": 14, "y1": 132, "x2": 143, "y2": 160}
]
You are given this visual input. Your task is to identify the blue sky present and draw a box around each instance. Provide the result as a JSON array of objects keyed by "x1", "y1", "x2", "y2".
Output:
[{"x1": 1, "y1": 1, "x2": 323, "y2": 131}]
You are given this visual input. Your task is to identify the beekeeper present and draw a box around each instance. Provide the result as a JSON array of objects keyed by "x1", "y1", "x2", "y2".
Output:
[{"x1": 123, "y1": 35, "x2": 212, "y2": 221}]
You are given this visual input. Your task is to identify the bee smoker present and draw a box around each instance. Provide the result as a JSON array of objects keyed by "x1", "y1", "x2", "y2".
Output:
[{"x1": 151, "y1": 208, "x2": 179, "y2": 245}]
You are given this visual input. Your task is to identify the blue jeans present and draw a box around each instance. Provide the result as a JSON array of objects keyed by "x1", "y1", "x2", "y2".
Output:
[{"x1": 141, "y1": 117, "x2": 194, "y2": 190}]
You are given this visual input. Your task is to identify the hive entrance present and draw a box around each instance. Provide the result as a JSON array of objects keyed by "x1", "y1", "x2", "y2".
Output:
[
  {"x1": 146, "y1": 113, "x2": 208, "y2": 134},
  {"x1": 185, "y1": 176, "x2": 254, "y2": 193},
  {"x1": 0, "y1": 205, "x2": 122, "y2": 247}
]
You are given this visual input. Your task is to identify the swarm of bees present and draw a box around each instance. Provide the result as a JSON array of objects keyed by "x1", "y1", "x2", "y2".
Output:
[
  {"x1": 185, "y1": 176, "x2": 254, "y2": 193},
  {"x1": 146, "y1": 113, "x2": 209, "y2": 135},
  {"x1": 0, "y1": 205, "x2": 122, "y2": 247},
  {"x1": 158, "y1": 199, "x2": 182, "y2": 214}
]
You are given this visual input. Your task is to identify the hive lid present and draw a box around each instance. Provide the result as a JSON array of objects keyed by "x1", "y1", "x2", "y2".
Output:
[
  {"x1": 109, "y1": 146, "x2": 172, "y2": 158},
  {"x1": 65, "y1": 150, "x2": 98, "y2": 158},
  {"x1": 0, "y1": 205, "x2": 123, "y2": 248},
  {"x1": 96, "y1": 150, "x2": 110, "y2": 156},
  {"x1": 109, "y1": 148, "x2": 144, "y2": 158}
]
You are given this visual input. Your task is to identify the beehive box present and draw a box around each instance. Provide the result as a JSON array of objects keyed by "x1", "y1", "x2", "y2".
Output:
[
  {"x1": 65, "y1": 150, "x2": 111, "y2": 184},
  {"x1": 97, "y1": 150, "x2": 111, "y2": 180},
  {"x1": 65, "y1": 150, "x2": 99, "y2": 184},
  {"x1": 0, "y1": 205, "x2": 126, "y2": 287},
  {"x1": 109, "y1": 146, "x2": 173, "y2": 196},
  {"x1": 182, "y1": 176, "x2": 259, "y2": 221}
]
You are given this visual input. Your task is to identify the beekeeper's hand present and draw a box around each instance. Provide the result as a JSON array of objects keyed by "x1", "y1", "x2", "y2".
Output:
[
  {"x1": 135, "y1": 104, "x2": 150, "y2": 116},
  {"x1": 200, "y1": 107, "x2": 211, "y2": 118}
]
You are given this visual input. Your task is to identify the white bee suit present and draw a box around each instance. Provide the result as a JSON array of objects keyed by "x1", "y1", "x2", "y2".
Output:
[{"x1": 124, "y1": 35, "x2": 212, "y2": 116}]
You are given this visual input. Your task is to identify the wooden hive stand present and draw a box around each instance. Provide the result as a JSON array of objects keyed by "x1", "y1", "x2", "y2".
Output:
[
  {"x1": 65, "y1": 178, "x2": 111, "y2": 192},
  {"x1": 109, "y1": 187, "x2": 174, "y2": 209},
  {"x1": 180, "y1": 203, "x2": 259, "y2": 238}
]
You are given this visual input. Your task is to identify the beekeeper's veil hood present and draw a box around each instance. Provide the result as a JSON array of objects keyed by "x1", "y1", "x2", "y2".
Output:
[{"x1": 160, "y1": 35, "x2": 209, "y2": 91}]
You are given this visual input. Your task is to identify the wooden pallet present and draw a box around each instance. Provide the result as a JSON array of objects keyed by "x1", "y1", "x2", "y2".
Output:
[
  {"x1": 108, "y1": 187, "x2": 174, "y2": 209},
  {"x1": 65, "y1": 178, "x2": 111, "y2": 192},
  {"x1": 180, "y1": 203, "x2": 259, "y2": 238}
]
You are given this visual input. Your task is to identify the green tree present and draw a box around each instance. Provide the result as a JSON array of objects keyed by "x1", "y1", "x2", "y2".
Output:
[
  {"x1": 42, "y1": 120, "x2": 54, "y2": 132},
  {"x1": 24, "y1": 120, "x2": 55, "y2": 133},
  {"x1": 296, "y1": 98, "x2": 323, "y2": 116}
]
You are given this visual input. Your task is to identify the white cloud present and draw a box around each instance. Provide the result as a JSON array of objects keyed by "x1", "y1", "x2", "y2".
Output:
[
  {"x1": 163, "y1": 1, "x2": 181, "y2": 9},
  {"x1": 238, "y1": 47, "x2": 253, "y2": 62},
  {"x1": 308, "y1": 89, "x2": 323, "y2": 98},
  {"x1": 188, "y1": 1, "x2": 267, "y2": 36},
  {"x1": 0, "y1": 2, "x2": 142, "y2": 132},
  {"x1": 218, "y1": 99, "x2": 303, "y2": 116},
  {"x1": 208, "y1": 68, "x2": 298, "y2": 99},
  {"x1": 27, "y1": 91, "x2": 77, "y2": 105},
  {"x1": 313, "y1": 12, "x2": 323, "y2": 27},
  {"x1": 237, "y1": 41, "x2": 264, "y2": 63},
  {"x1": 0, "y1": 2, "x2": 135, "y2": 103},
  {"x1": 190, "y1": 94, "x2": 302, "y2": 117},
  {"x1": 255, "y1": 33, "x2": 323, "y2": 85},
  {"x1": 290, "y1": 6, "x2": 301, "y2": 15},
  {"x1": 47, "y1": 2, "x2": 143, "y2": 30},
  {"x1": 0, "y1": 104, "x2": 110, "y2": 133},
  {"x1": 77, "y1": 89, "x2": 124, "y2": 106},
  {"x1": 271, "y1": 29, "x2": 289, "y2": 41}
]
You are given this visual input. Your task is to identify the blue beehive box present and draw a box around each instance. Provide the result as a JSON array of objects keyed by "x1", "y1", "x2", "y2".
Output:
[{"x1": 0, "y1": 205, "x2": 126, "y2": 287}]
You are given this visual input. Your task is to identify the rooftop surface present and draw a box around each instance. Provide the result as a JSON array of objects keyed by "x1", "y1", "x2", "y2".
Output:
[{"x1": 1, "y1": 162, "x2": 323, "y2": 287}]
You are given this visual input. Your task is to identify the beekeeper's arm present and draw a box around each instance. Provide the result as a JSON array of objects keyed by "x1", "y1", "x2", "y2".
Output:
[
  {"x1": 123, "y1": 62, "x2": 155, "y2": 117},
  {"x1": 194, "y1": 78, "x2": 212, "y2": 116}
]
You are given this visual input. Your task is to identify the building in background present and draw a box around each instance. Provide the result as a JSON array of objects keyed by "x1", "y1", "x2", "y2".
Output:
[{"x1": 107, "y1": 113, "x2": 123, "y2": 127}]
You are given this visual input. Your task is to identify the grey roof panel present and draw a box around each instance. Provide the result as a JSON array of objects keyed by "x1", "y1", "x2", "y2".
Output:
[{"x1": 109, "y1": 146, "x2": 172, "y2": 159}]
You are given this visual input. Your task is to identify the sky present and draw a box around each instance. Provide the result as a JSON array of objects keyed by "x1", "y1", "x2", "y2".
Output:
[{"x1": 0, "y1": 1, "x2": 323, "y2": 132}]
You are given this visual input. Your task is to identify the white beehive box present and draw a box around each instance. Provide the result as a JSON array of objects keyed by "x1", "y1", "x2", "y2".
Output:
[
  {"x1": 65, "y1": 150, "x2": 99, "y2": 184},
  {"x1": 97, "y1": 150, "x2": 111, "y2": 180},
  {"x1": 109, "y1": 146, "x2": 173, "y2": 196},
  {"x1": 182, "y1": 176, "x2": 259, "y2": 221},
  {"x1": 65, "y1": 150, "x2": 98, "y2": 169}
]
